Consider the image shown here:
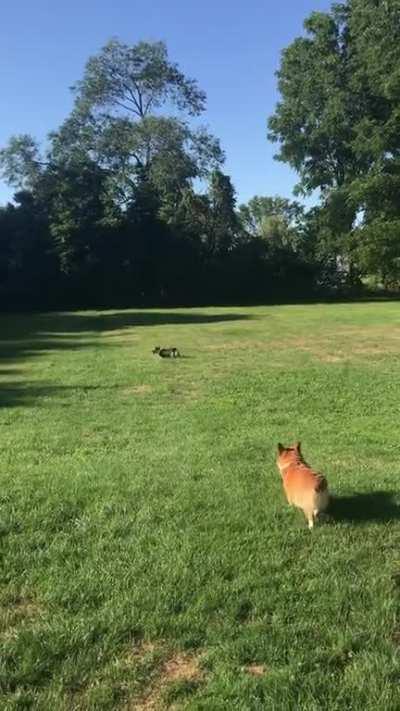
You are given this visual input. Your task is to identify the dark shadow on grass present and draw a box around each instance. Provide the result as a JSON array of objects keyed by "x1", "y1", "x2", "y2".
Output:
[
  {"x1": 0, "y1": 338, "x2": 101, "y2": 364},
  {"x1": 2, "y1": 310, "x2": 251, "y2": 338},
  {"x1": 0, "y1": 310, "x2": 251, "y2": 363},
  {"x1": 0, "y1": 309, "x2": 251, "y2": 407},
  {"x1": 329, "y1": 491, "x2": 400, "y2": 524},
  {"x1": 0, "y1": 383, "x2": 126, "y2": 409}
]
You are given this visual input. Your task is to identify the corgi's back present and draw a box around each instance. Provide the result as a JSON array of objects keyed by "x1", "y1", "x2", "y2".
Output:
[{"x1": 282, "y1": 462, "x2": 328, "y2": 510}]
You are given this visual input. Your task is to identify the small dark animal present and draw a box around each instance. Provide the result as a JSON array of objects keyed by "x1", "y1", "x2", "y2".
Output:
[{"x1": 152, "y1": 346, "x2": 180, "y2": 358}]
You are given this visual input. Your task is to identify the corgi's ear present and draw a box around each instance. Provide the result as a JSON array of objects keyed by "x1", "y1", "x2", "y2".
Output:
[
  {"x1": 295, "y1": 441, "x2": 301, "y2": 452},
  {"x1": 277, "y1": 443, "x2": 284, "y2": 453}
]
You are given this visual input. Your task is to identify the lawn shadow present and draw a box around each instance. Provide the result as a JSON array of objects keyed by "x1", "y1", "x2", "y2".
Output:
[
  {"x1": 329, "y1": 491, "x2": 400, "y2": 524},
  {"x1": 0, "y1": 383, "x2": 126, "y2": 409},
  {"x1": 0, "y1": 309, "x2": 251, "y2": 407},
  {"x1": 89, "y1": 310, "x2": 252, "y2": 330},
  {"x1": 0, "y1": 310, "x2": 251, "y2": 362},
  {"x1": 4, "y1": 310, "x2": 252, "y2": 338}
]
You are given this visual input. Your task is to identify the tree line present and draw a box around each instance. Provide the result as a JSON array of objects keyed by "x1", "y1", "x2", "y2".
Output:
[{"x1": 1, "y1": 0, "x2": 400, "y2": 309}]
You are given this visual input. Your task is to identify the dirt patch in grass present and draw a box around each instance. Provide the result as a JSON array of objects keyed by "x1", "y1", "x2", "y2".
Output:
[
  {"x1": 2, "y1": 596, "x2": 43, "y2": 621},
  {"x1": 123, "y1": 385, "x2": 153, "y2": 396},
  {"x1": 123, "y1": 380, "x2": 203, "y2": 403},
  {"x1": 242, "y1": 664, "x2": 268, "y2": 677},
  {"x1": 132, "y1": 652, "x2": 203, "y2": 710},
  {"x1": 166, "y1": 382, "x2": 203, "y2": 403},
  {"x1": 0, "y1": 596, "x2": 44, "y2": 641},
  {"x1": 205, "y1": 340, "x2": 267, "y2": 352},
  {"x1": 391, "y1": 629, "x2": 400, "y2": 646},
  {"x1": 320, "y1": 354, "x2": 344, "y2": 363},
  {"x1": 129, "y1": 640, "x2": 158, "y2": 661}
]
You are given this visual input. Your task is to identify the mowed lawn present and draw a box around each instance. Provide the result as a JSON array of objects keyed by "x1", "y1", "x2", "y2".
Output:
[{"x1": 1, "y1": 303, "x2": 400, "y2": 710}]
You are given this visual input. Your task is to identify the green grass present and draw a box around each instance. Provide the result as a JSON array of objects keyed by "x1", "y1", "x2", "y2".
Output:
[{"x1": 1, "y1": 303, "x2": 400, "y2": 710}]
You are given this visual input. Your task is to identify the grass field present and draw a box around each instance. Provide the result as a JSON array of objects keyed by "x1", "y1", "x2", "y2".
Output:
[{"x1": 1, "y1": 303, "x2": 400, "y2": 710}]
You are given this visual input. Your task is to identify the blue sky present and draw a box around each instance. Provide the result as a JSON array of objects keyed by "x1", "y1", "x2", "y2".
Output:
[{"x1": 0, "y1": 0, "x2": 331, "y2": 206}]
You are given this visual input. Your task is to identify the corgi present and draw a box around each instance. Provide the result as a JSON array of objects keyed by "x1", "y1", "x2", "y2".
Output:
[
  {"x1": 276, "y1": 442, "x2": 329, "y2": 529},
  {"x1": 152, "y1": 347, "x2": 180, "y2": 358}
]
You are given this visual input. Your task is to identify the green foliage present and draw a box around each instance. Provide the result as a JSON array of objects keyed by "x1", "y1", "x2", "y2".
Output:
[
  {"x1": 268, "y1": 6, "x2": 355, "y2": 194},
  {"x1": 0, "y1": 135, "x2": 44, "y2": 190},
  {"x1": 66, "y1": 38, "x2": 223, "y2": 204},
  {"x1": 351, "y1": 218, "x2": 400, "y2": 289},
  {"x1": 0, "y1": 39, "x2": 229, "y2": 297},
  {"x1": 47, "y1": 162, "x2": 112, "y2": 276},
  {"x1": 0, "y1": 191, "x2": 58, "y2": 305},
  {"x1": 206, "y1": 170, "x2": 241, "y2": 255},
  {"x1": 268, "y1": 0, "x2": 400, "y2": 286},
  {"x1": 238, "y1": 195, "x2": 304, "y2": 250},
  {"x1": 72, "y1": 39, "x2": 206, "y2": 119}
]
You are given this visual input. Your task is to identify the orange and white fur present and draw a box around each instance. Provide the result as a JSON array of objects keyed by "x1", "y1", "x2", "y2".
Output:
[{"x1": 276, "y1": 442, "x2": 329, "y2": 529}]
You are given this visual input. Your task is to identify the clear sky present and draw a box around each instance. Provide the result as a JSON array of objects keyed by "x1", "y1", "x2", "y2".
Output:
[{"x1": 0, "y1": 0, "x2": 331, "y2": 207}]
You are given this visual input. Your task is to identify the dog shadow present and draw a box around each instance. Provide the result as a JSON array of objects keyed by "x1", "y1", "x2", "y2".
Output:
[{"x1": 327, "y1": 491, "x2": 400, "y2": 525}]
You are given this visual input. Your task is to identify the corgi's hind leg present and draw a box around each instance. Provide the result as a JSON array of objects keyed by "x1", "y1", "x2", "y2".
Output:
[{"x1": 305, "y1": 509, "x2": 314, "y2": 530}]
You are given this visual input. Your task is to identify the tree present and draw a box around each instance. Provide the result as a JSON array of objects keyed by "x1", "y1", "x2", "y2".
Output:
[
  {"x1": 268, "y1": 0, "x2": 400, "y2": 285},
  {"x1": 238, "y1": 195, "x2": 303, "y2": 249},
  {"x1": 72, "y1": 39, "x2": 206, "y2": 120},
  {"x1": 268, "y1": 7, "x2": 357, "y2": 196},
  {"x1": 351, "y1": 218, "x2": 400, "y2": 289},
  {"x1": 0, "y1": 191, "x2": 58, "y2": 307},
  {"x1": 0, "y1": 135, "x2": 44, "y2": 191},
  {"x1": 0, "y1": 38, "x2": 225, "y2": 305},
  {"x1": 61, "y1": 39, "x2": 223, "y2": 204},
  {"x1": 1, "y1": 39, "x2": 223, "y2": 220},
  {"x1": 345, "y1": 0, "x2": 400, "y2": 286},
  {"x1": 206, "y1": 170, "x2": 240, "y2": 255},
  {"x1": 46, "y1": 161, "x2": 113, "y2": 277}
]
